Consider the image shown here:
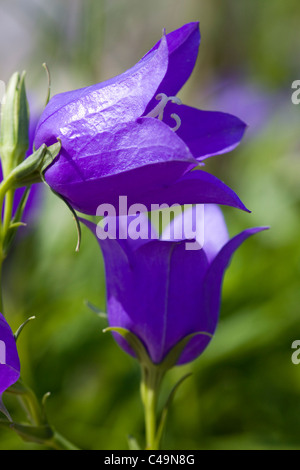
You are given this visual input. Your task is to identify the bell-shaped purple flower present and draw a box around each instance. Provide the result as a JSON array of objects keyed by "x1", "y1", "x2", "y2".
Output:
[
  {"x1": 0, "y1": 313, "x2": 20, "y2": 416},
  {"x1": 34, "y1": 23, "x2": 247, "y2": 215},
  {"x1": 81, "y1": 206, "x2": 267, "y2": 365}
]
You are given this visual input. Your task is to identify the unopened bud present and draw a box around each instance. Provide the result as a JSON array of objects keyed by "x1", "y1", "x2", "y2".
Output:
[{"x1": 0, "y1": 71, "x2": 29, "y2": 175}]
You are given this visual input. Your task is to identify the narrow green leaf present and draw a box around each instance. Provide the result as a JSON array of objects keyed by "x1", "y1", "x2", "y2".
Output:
[
  {"x1": 103, "y1": 327, "x2": 152, "y2": 366},
  {"x1": 161, "y1": 331, "x2": 213, "y2": 371},
  {"x1": 85, "y1": 300, "x2": 107, "y2": 319},
  {"x1": 155, "y1": 373, "x2": 192, "y2": 448},
  {"x1": 14, "y1": 316, "x2": 36, "y2": 341}
]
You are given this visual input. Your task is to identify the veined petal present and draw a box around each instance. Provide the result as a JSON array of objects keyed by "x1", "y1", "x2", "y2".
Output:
[
  {"x1": 46, "y1": 159, "x2": 248, "y2": 216},
  {"x1": 154, "y1": 242, "x2": 209, "y2": 363},
  {"x1": 44, "y1": 118, "x2": 197, "y2": 214},
  {"x1": 177, "y1": 226, "x2": 269, "y2": 364},
  {"x1": 45, "y1": 117, "x2": 196, "y2": 182},
  {"x1": 80, "y1": 218, "x2": 171, "y2": 361},
  {"x1": 144, "y1": 22, "x2": 200, "y2": 112},
  {"x1": 163, "y1": 103, "x2": 247, "y2": 160},
  {"x1": 135, "y1": 170, "x2": 250, "y2": 213},
  {"x1": 34, "y1": 35, "x2": 169, "y2": 148}
]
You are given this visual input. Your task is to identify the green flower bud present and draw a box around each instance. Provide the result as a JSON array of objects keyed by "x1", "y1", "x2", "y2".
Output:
[{"x1": 0, "y1": 71, "x2": 29, "y2": 176}]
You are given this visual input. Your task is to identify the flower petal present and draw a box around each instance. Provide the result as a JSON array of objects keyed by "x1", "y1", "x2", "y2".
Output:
[
  {"x1": 34, "y1": 34, "x2": 169, "y2": 149},
  {"x1": 161, "y1": 204, "x2": 229, "y2": 261},
  {"x1": 46, "y1": 155, "x2": 248, "y2": 215},
  {"x1": 81, "y1": 218, "x2": 207, "y2": 363},
  {"x1": 202, "y1": 204, "x2": 229, "y2": 262},
  {"x1": 163, "y1": 104, "x2": 247, "y2": 160},
  {"x1": 144, "y1": 22, "x2": 200, "y2": 112},
  {"x1": 44, "y1": 118, "x2": 197, "y2": 214},
  {"x1": 45, "y1": 117, "x2": 196, "y2": 182},
  {"x1": 0, "y1": 313, "x2": 20, "y2": 402},
  {"x1": 177, "y1": 226, "x2": 269, "y2": 364},
  {"x1": 135, "y1": 170, "x2": 250, "y2": 213},
  {"x1": 83, "y1": 217, "x2": 209, "y2": 364}
]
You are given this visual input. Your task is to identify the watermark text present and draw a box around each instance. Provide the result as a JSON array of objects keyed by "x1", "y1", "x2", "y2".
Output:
[{"x1": 96, "y1": 197, "x2": 204, "y2": 251}]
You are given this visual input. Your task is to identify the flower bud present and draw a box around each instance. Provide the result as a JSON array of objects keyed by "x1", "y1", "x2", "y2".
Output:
[{"x1": 0, "y1": 71, "x2": 29, "y2": 175}]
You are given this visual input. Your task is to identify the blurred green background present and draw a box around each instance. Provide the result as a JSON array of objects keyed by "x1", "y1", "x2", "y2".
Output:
[{"x1": 1, "y1": 0, "x2": 300, "y2": 450}]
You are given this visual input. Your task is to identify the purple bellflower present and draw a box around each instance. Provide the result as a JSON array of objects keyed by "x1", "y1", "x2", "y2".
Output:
[
  {"x1": 0, "y1": 313, "x2": 20, "y2": 417},
  {"x1": 34, "y1": 23, "x2": 248, "y2": 215},
  {"x1": 81, "y1": 206, "x2": 267, "y2": 366}
]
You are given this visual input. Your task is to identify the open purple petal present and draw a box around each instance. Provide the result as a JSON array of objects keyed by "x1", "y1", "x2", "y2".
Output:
[
  {"x1": 144, "y1": 22, "x2": 200, "y2": 113},
  {"x1": 177, "y1": 226, "x2": 269, "y2": 364},
  {"x1": 163, "y1": 104, "x2": 247, "y2": 161},
  {"x1": 47, "y1": 161, "x2": 248, "y2": 216},
  {"x1": 135, "y1": 170, "x2": 249, "y2": 213},
  {"x1": 82, "y1": 217, "x2": 208, "y2": 364},
  {"x1": 81, "y1": 212, "x2": 268, "y2": 366},
  {"x1": 45, "y1": 117, "x2": 196, "y2": 184},
  {"x1": 161, "y1": 204, "x2": 229, "y2": 262},
  {"x1": 0, "y1": 313, "x2": 20, "y2": 402},
  {"x1": 34, "y1": 35, "x2": 169, "y2": 149}
]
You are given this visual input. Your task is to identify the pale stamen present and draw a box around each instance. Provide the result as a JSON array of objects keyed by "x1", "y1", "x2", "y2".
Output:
[
  {"x1": 146, "y1": 93, "x2": 182, "y2": 131},
  {"x1": 170, "y1": 113, "x2": 181, "y2": 132}
]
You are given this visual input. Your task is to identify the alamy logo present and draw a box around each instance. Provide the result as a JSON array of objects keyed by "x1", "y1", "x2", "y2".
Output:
[
  {"x1": 291, "y1": 80, "x2": 300, "y2": 105},
  {"x1": 0, "y1": 80, "x2": 5, "y2": 105},
  {"x1": 0, "y1": 340, "x2": 6, "y2": 365},
  {"x1": 96, "y1": 198, "x2": 204, "y2": 251},
  {"x1": 291, "y1": 340, "x2": 300, "y2": 364}
]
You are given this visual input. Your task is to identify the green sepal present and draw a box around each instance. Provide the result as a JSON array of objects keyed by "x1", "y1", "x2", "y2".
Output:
[
  {"x1": 5, "y1": 378, "x2": 29, "y2": 396},
  {"x1": 46, "y1": 187, "x2": 82, "y2": 252},
  {"x1": 160, "y1": 331, "x2": 213, "y2": 371},
  {"x1": 0, "y1": 399, "x2": 12, "y2": 421},
  {"x1": 104, "y1": 326, "x2": 213, "y2": 371},
  {"x1": 0, "y1": 141, "x2": 61, "y2": 200},
  {"x1": 6, "y1": 422, "x2": 53, "y2": 445},
  {"x1": 11, "y1": 140, "x2": 61, "y2": 188},
  {"x1": 14, "y1": 316, "x2": 36, "y2": 342},
  {"x1": 0, "y1": 71, "x2": 29, "y2": 171},
  {"x1": 155, "y1": 373, "x2": 192, "y2": 449},
  {"x1": 103, "y1": 327, "x2": 152, "y2": 367},
  {"x1": 85, "y1": 300, "x2": 107, "y2": 319}
]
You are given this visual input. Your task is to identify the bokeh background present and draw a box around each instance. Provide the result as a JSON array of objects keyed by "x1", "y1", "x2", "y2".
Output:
[{"x1": 0, "y1": 0, "x2": 300, "y2": 450}]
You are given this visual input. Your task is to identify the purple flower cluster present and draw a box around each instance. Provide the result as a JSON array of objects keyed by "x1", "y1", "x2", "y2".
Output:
[
  {"x1": 33, "y1": 22, "x2": 266, "y2": 367},
  {"x1": 0, "y1": 22, "x2": 267, "y2": 409}
]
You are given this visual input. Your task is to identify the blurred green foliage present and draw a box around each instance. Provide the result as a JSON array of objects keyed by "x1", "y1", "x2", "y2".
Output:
[{"x1": 0, "y1": 0, "x2": 300, "y2": 450}]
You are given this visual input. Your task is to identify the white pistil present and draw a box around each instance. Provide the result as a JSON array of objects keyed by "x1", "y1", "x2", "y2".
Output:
[
  {"x1": 170, "y1": 113, "x2": 181, "y2": 132},
  {"x1": 146, "y1": 93, "x2": 182, "y2": 131}
]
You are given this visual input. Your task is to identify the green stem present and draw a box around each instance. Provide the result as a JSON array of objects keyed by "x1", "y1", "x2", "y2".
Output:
[
  {"x1": 2, "y1": 189, "x2": 14, "y2": 239},
  {"x1": 140, "y1": 365, "x2": 165, "y2": 450},
  {"x1": 45, "y1": 431, "x2": 80, "y2": 451},
  {"x1": 0, "y1": 252, "x2": 3, "y2": 313}
]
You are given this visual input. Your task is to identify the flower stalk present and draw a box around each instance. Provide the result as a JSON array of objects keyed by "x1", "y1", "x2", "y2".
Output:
[{"x1": 140, "y1": 363, "x2": 165, "y2": 450}]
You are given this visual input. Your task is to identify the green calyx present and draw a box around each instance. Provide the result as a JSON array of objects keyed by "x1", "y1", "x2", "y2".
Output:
[
  {"x1": 103, "y1": 327, "x2": 213, "y2": 450},
  {"x1": 103, "y1": 326, "x2": 212, "y2": 373},
  {"x1": 0, "y1": 71, "x2": 30, "y2": 174},
  {"x1": 0, "y1": 140, "x2": 61, "y2": 197}
]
